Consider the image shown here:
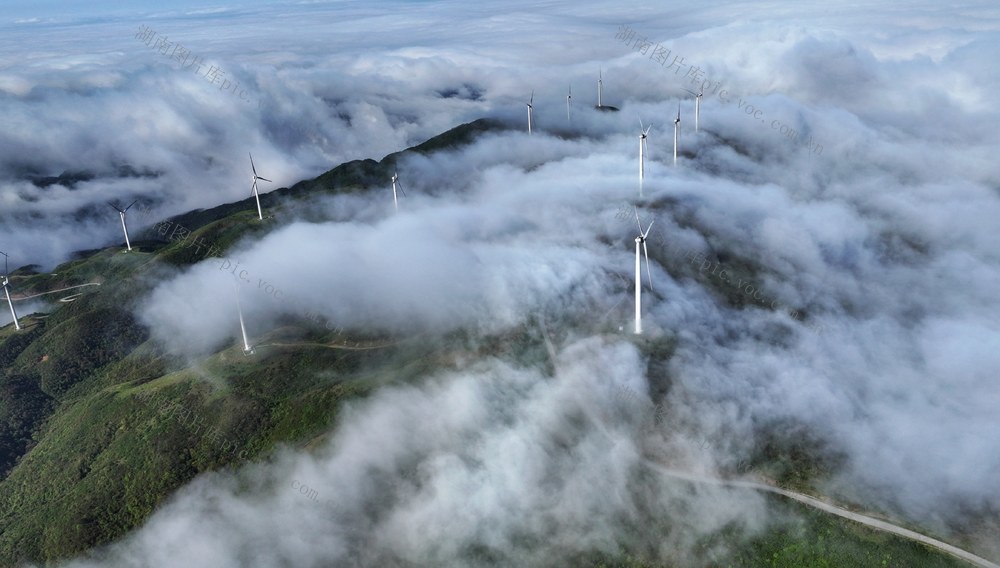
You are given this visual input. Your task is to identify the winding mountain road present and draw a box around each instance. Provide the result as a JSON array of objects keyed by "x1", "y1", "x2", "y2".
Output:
[
  {"x1": 13, "y1": 282, "x2": 101, "y2": 302},
  {"x1": 563, "y1": 338, "x2": 998, "y2": 568},
  {"x1": 640, "y1": 461, "x2": 1000, "y2": 568}
]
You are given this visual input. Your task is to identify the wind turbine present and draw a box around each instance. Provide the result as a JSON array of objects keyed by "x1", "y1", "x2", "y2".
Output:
[
  {"x1": 1, "y1": 251, "x2": 20, "y2": 331},
  {"x1": 638, "y1": 117, "x2": 652, "y2": 188},
  {"x1": 391, "y1": 170, "x2": 406, "y2": 213},
  {"x1": 526, "y1": 91, "x2": 534, "y2": 135},
  {"x1": 233, "y1": 277, "x2": 254, "y2": 355},
  {"x1": 633, "y1": 208, "x2": 654, "y2": 335},
  {"x1": 673, "y1": 103, "x2": 681, "y2": 166},
  {"x1": 597, "y1": 67, "x2": 604, "y2": 108},
  {"x1": 566, "y1": 84, "x2": 572, "y2": 124},
  {"x1": 684, "y1": 88, "x2": 703, "y2": 132},
  {"x1": 109, "y1": 200, "x2": 137, "y2": 252},
  {"x1": 249, "y1": 153, "x2": 271, "y2": 220}
]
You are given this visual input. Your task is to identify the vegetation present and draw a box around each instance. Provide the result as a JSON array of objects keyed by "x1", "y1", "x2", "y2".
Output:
[{"x1": 0, "y1": 118, "x2": 982, "y2": 567}]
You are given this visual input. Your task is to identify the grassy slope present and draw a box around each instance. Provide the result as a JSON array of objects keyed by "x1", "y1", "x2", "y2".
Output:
[
  {"x1": 0, "y1": 117, "x2": 980, "y2": 567},
  {"x1": 585, "y1": 490, "x2": 969, "y2": 568}
]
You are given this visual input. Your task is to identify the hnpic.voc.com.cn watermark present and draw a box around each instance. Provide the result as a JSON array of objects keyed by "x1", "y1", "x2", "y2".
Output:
[
  {"x1": 135, "y1": 24, "x2": 261, "y2": 108},
  {"x1": 614, "y1": 24, "x2": 823, "y2": 156}
]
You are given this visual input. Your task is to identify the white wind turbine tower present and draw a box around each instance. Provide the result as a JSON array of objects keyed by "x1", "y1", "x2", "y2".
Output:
[
  {"x1": 109, "y1": 200, "x2": 137, "y2": 252},
  {"x1": 526, "y1": 91, "x2": 534, "y2": 135},
  {"x1": 249, "y1": 153, "x2": 272, "y2": 220},
  {"x1": 597, "y1": 68, "x2": 604, "y2": 108},
  {"x1": 1, "y1": 251, "x2": 20, "y2": 331},
  {"x1": 638, "y1": 117, "x2": 652, "y2": 189},
  {"x1": 684, "y1": 88, "x2": 703, "y2": 132},
  {"x1": 566, "y1": 84, "x2": 572, "y2": 124},
  {"x1": 672, "y1": 103, "x2": 681, "y2": 166},
  {"x1": 233, "y1": 277, "x2": 254, "y2": 355},
  {"x1": 391, "y1": 170, "x2": 406, "y2": 213},
  {"x1": 633, "y1": 208, "x2": 654, "y2": 335}
]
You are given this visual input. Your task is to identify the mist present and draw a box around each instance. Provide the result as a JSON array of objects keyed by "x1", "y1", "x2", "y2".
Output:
[{"x1": 3, "y1": 0, "x2": 999, "y2": 565}]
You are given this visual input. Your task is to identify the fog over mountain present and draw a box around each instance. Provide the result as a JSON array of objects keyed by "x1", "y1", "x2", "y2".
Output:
[{"x1": 3, "y1": 0, "x2": 999, "y2": 566}]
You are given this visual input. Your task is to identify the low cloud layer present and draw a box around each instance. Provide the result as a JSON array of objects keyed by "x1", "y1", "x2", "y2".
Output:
[
  {"x1": 63, "y1": 339, "x2": 769, "y2": 567},
  {"x1": 3, "y1": 0, "x2": 999, "y2": 565}
]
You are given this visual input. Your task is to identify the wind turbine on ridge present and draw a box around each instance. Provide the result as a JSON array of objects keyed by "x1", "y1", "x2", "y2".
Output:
[
  {"x1": 633, "y1": 207, "x2": 654, "y2": 335},
  {"x1": 526, "y1": 91, "x2": 534, "y2": 135},
  {"x1": 566, "y1": 84, "x2": 572, "y2": 124},
  {"x1": 391, "y1": 170, "x2": 406, "y2": 213},
  {"x1": 684, "y1": 88, "x2": 703, "y2": 132},
  {"x1": 249, "y1": 153, "x2": 271, "y2": 220},
  {"x1": 597, "y1": 67, "x2": 604, "y2": 108},
  {"x1": 672, "y1": 103, "x2": 681, "y2": 166},
  {"x1": 638, "y1": 116, "x2": 652, "y2": 192},
  {"x1": 233, "y1": 276, "x2": 254, "y2": 355},
  {"x1": 1, "y1": 251, "x2": 20, "y2": 331},
  {"x1": 109, "y1": 200, "x2": 137, "y2": 252}
]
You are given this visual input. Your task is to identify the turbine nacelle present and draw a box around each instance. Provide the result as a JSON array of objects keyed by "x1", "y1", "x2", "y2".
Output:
[
  {"x1": 526, "y1": 91, "x2": 534, "y2": 135},
  {"x1": 639, "y1": 117, "x2": 652, "y2": 140},
  {"x1": 108, "y1": 200, "x2": 137, "y2": 251},
  {"x1": 249, "y1": 153, "x2": 272, "y2": 220},
  {"x1": 391, "y1": 170, "x2": 406, "y2": 212},
  {"x1": 634, "y1": 207, "x2": 655, "y2": 290},
  {"x1": 638, "y1": 116, "x2": 652, "y2": 191},
  {"x1": 684, "y1": 88, "x2": 702, "y2": 132},
  {"x1": 597, "y1": 67, "x2": 604, "y2": 107},
  {"x1": 566, "y1": 84, "x2": 572, "y2": 123},
  {"x1": 108, "y1": 200, "x2": 138, "y2": 214},
  {"x1": 673, "y1": 103, "x2": 682, "y2": 165},
  {"x1": 632, "y1": 207, "x2": 655, "y2": 335}
]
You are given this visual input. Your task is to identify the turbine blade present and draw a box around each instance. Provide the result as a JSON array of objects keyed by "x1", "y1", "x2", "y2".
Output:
[
  {"x1": 633, "y1": 206, "x2": 643, "y2": 235},
  {"x1": 398, "y1": 180, "x2": 406, "y2": 197},
  {"x1": 258, "y1": 177, "x2": 272, "y2": 183},
  {"x1": 643, "y1": 241, "x2": 653, "y2": 291},
  {"x1": 249, "y1": 152, "x2": 258, "y2": 176},
  {"x1": 530, "y1": 90, "x2": 534, "y2": 105},
  {"x1": 638, "y1": 115, "x2": 644, "y2": 132},
  {"x1": 683, "y1": 88, "x2": 698, "y2": 95},
  {"x1": 643, "y1": 219, "x2": 655, "y2": 238},
  {"x1": 124, "y1": 200, "x2": 138, "y2": 212}
]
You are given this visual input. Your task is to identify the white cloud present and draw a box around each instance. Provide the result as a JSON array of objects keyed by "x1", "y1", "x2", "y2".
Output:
[{"x1": 3, "y1": 0, "x2": 999, "y2": 564}]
